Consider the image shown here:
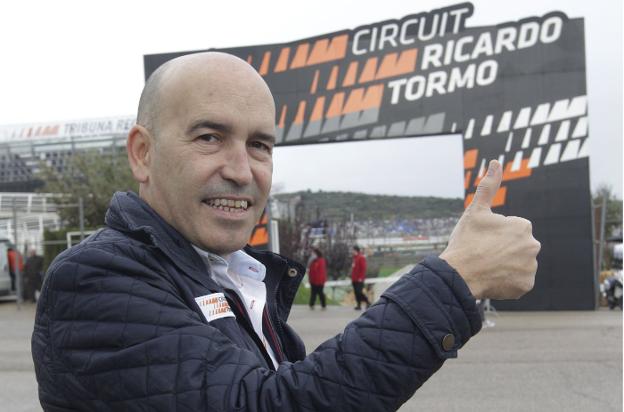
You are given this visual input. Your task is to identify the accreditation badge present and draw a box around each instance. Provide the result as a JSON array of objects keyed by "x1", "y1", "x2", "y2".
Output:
[{"x1": 195, "y1": 292, "x2": 235, "y2": 322}]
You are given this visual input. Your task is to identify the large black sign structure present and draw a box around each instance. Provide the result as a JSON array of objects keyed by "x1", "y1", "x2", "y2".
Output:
[{"x1": 145, "y1": 3, "x2": 594, "y2": 310}]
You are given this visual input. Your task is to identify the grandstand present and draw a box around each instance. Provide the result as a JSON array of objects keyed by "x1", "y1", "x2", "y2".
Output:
[
  {"x1": 0, "y1": 116, "x2": 133, "y2": 192},
  {"x1": 0, "y1": 116, "x2": 134, "y2": 251}
]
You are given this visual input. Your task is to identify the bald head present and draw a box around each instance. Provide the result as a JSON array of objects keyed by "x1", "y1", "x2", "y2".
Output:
[
  {"x1": 136, "y1": 52, "x2": 274, "y2": 139},
  {"x1": 127, "y1": 51, "x2": 276, "y2": 254}
]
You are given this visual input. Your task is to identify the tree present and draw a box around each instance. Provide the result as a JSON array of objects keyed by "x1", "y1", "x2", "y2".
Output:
[
  {"x1": 593, "y1": 184, "x2": 623, "y2": 238},
  {"x1": 325, "y1": 241, "x2": 351, "y2": 280},
  {"x1": 36, "y1": 150, "x2": 138, "y2": 229},
  {"x1": 277, "y1": 218, "x2": 305, "y2": 262},
  {"x1": 593, "y1": 185, "x2": 623, "y2": 270}
]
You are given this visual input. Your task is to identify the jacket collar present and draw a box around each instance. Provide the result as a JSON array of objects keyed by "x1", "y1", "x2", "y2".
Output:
[
  {"x1": 105, "y1": 191, "x2": 217, "y2": 289},
  {"x1": 244, "y1": 246, "x2": 304, "y2": 321},
  {"x1": 105, "y1": 191, "x2": 304, "y2": 318}
]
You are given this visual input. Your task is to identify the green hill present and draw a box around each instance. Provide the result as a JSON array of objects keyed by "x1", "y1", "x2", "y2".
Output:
[{"x1": 273, "y1": 190, "x2": 463, "y2": 221}]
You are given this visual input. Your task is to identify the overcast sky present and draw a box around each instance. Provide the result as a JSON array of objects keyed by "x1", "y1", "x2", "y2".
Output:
[
  {"x1": 273, "y1": 135, "x2": 465, "y2": 198},
  {"x1": 0, "y1": 0, "x2": 621, "y2": 198}
]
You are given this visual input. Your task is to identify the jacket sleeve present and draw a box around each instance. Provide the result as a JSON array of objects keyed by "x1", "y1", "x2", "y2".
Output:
[{"x1": 33, "y1": 244, "x2": 481, "y2": 412}]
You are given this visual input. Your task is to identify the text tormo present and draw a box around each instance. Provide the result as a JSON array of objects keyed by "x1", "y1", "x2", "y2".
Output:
[{"x1": 386, "y1": 15, "x2": 563, "y2": 103}]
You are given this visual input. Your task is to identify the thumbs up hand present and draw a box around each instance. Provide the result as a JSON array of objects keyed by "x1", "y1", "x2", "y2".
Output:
[{"x1": 440, "y1": 160, "x2": 541, "y2": 300}]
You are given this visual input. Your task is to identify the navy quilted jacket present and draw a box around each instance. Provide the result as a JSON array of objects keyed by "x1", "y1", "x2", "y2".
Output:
[{"x1": 32, "y1": 191, "x2": 482, "y2": 411}]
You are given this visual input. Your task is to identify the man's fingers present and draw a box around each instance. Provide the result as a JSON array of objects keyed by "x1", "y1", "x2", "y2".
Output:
[{"x1": 469, "y1": 160, "x2": 502, "y2": 211}]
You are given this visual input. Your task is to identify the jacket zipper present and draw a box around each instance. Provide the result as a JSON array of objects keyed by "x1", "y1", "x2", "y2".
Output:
[
  {"x1": 262, "y1": 308, "x2": 285, "y2": 362},
  {"x1": 223, "y1": 289, "x2": 277, "y2": 371},
  {"x1": 267, "y1": 277, "x2": 289, "y2": 361}
]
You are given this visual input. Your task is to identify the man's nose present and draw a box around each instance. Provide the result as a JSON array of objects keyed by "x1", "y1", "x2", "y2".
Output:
[{"x1": 220, "y1": 143, "x2": 253, "y2": 186}]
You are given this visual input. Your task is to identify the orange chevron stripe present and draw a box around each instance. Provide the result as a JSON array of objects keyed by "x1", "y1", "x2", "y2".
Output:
[
  {"x1": 342, "y1": 61, "x2": 359, "y2": 88},
  {"x1": 375, "y1": 49, "x2": 418, "y2": 80},
  {"x1": 358, "y1": 57, "x2": 378, "y2": 83},
  {"x1": 249, "y1": 211, "x2": 269, "y2": 246},
  {"x1": 463, "y1": 149, "x2": 478, "y2": 169},
  {"x1": 310, "y1": 96, "x2": 326, "y2": 122},
  {"x1": 464, "y1": 186, "x2": 507, "y2": 209},
  {"x1": 310, "y1": 70, "x2": 320, "y2": 94},
  {"x1": 274, "y1": 47, "x2": 290, "y2": 72},
  {"x1": 249, "y1": 227, "x2": 268, "y2": 246},
  {"x1": 342, "y1": 85, "x2": 384, "y2": 114},
  {"x1": 278, "y1": 105, "x2": 287, "y2": 129},
  {"x1": 326, "y1": 65, "x2": 339, "y2": 90},
  {"x1": 307, "y1": 34, "x2": 348, "y2": 65},
  {"x1": 290, "y1": 43, "x2": 309, "y2": 69},
  {"x1": 293, "y1": 101, "x2": 307, "y2": 125},
  {"x1": 326, "y1": 92, "x2": 345, "y2": 118},
  {"x1": 259, "y1": 51, "x2": 271, "y2": 76},
  {"x1": 464, "y1": 171, "x2": 472, "y2": 190}
]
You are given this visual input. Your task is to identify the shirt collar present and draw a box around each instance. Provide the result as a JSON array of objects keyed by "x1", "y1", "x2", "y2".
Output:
[{"x1": 192, "y1": 246, "x2": 267, "y2": 283}]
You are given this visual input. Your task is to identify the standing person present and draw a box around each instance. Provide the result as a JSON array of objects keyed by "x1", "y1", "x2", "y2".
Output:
[
  {"x1": 23, "y1": 249, "x2": 44, "y2": 302},
  {"x1": 32, "y1": 52, "x2": 540, "y2": 411},
  {"x1": 7, "y1": 246, "x2": 23, "y2": 292},
  {"x1": 308, "y1": 247, "x2": 327, "y2": 310},
  {"x1": 351, "y1": 245, "x2": 370, "y2": 310}
]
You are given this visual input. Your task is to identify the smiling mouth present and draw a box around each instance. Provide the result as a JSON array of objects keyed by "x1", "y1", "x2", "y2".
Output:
[{"x1": 204, "y1": 198, "x2": 250, "y2": 213}]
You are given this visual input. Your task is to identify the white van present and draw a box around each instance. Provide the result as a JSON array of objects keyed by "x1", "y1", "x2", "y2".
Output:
[{"x1": 0, "y1": 240, "x2": 12, "y2": 295}]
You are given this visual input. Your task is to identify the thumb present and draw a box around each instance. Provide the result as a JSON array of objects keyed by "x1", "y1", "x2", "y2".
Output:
[{"x1": 469, "y1": 159, "x2": 502, "y2": 211}]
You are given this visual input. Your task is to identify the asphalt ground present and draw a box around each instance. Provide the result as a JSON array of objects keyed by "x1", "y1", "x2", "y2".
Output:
[{"x1": 1, "y1": 301, "x2": 621, "y2": 411}]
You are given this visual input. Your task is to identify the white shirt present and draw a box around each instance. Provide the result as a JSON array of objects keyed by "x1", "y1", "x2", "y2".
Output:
[{"x1": 192, "y1": 246, "x2": 279, "y2": 369}]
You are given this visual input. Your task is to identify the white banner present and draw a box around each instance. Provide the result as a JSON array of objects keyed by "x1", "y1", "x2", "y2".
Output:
[{"x1": 0, "y1": 116, "x2": 135, "y2": 143}]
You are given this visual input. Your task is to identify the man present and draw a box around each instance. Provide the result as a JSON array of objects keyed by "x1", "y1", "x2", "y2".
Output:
[
  {"x1": 7, "y1": 246, "x2": 23, "y2": 291},
  {"x1": 351, "y1": 245, "x2": 370, "y2": 310},
  {"x1": 32, "y1": 52, "x2": 540, "y2": 411},
  {"x1": 22, "y1": 249, "x2": 43, "y2": 302},
  {"x1": 307, "y1": 247, "x2": 327, "y2": 310}
]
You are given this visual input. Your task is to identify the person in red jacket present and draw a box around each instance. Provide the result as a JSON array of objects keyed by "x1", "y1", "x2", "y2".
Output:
[
  {"x1": 308, "y1": 247, "x2": 327, "y2": 309},
  {"x1": 7, "y1": 246, "x2": 24, "y2": 292},
  {"x1": 351, "y1": 245, "x2": 370, "y2": 310}
]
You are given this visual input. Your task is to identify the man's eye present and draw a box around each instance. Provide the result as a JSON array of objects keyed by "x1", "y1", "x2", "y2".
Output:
[
  {"x1": 197, "y1": 134, "x2": 220, "y2": 142},
  {"x1": 250, "y1": 141, "x2": 273, "y2": 154}
]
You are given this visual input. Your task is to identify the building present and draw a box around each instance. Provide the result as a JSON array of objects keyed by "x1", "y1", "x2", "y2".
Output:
[
  {"x1": 0, "y1": 116, "x2": 134, "y2": 251},
  {"x1": 0, "y1": 116, "x2": 134, "y2": 192}
]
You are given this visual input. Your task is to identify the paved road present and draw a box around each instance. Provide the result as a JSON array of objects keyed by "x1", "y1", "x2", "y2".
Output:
[{"x1": 1, "y1": 301, "x2": 621, "y2": 411}]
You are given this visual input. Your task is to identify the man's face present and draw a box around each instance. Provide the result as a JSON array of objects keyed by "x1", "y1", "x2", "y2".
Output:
[{"x1": 143, "y1": 60, "x2": 275, "y2": 255}]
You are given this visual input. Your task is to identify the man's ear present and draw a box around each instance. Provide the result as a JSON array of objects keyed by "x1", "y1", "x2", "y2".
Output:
[{"x1": 127, "y1": 125, "x2": 153, "y2": 183}]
